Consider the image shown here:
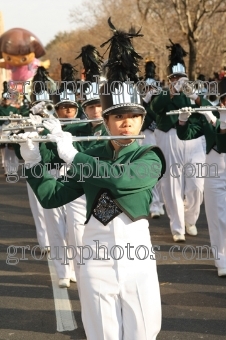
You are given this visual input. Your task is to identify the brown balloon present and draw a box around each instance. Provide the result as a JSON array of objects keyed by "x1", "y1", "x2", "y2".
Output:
[{"x1": 0, "y1": 28, "x2": 46, "y2": 58}]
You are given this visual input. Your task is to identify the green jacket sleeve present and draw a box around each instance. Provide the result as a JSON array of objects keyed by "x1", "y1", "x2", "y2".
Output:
[
  {"x1": 215, "y1": 126, "x2": 226, "y2": 153},
  {"x1": 176, "y1": 118, "x2": 204, "y2": 141},
  {"x1": 25, "y1": 147, "x2": 165, "y2": 209},
  {"x1": 141, "y1": 101, "x2": 157, "y2": 131},
  {"x1": 71, "y1": 148, "x2": 164, "y2": 197},
  {"x1": 150, "y1": 90, "x2": 172, "y2": 114},
  {"x1": 25, "y1": 161, "x2": 84, "y2": 209}
]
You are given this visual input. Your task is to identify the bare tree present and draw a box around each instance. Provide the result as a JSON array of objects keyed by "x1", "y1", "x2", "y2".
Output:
[
  {"x1": 137, "y1": 0, "x2": 226, "y2": 79},
  {"x1": 45, "y1": 0, "x2": 226, "y2": 81}
]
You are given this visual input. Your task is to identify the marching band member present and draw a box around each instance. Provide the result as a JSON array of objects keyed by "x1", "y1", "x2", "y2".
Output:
[
  {"x1": 12, "y1": 67, "x2": 56, "y2": 258},
  {"x1": 18, "y1": 18, "x2": 166, "y2": 340},
  {"x1": 150, "y1": 40, "x2": 207, "y2": 242},
  {"x1": 176, "y1": 77, "x2": 226, "y2": 277},
  {"x1": 41, "y1": 46, "x2": 107, "y2": 292},
  {"x1": 30, "y1": 65, "x2": 77, "y2": 288}
]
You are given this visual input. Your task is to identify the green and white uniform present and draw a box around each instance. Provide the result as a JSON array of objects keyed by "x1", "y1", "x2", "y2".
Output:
[
  {"x1": 25, "y1": 140, "x2": 165, "y2": 340},
  {"x1": 177, "y1": 112, "x2": 226, "y2": 270},
  {"x1": 150, "y1": 90, "x2": 207, "y2": 236},
  {"x1": 38, "y1": 122, "x2": 107, "y2": 284}
]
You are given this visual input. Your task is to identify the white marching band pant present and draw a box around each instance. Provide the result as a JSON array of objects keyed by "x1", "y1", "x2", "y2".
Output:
[
  {"x1": 41, "y1": 168, "x2": 76, "y2": 280},
  {"x1": 43, "y1": 205, "x2": 76, "y2": 279},
  {"x1": 26, "y1": 182, "x2": 50, "y2": 249},
  {"x1": 0, "y1": 125, "x2": 19, "y2": 174},
  {"x1": 155, "y1": 128, "x2": 205, "y2": 235},
  {"x1": 204, "y1": 150, "x2": 226, "y2": 269},
  {"x1": 65, "y1": 194, "x2": 87, "y2": 293},
  {"x1": 0, "y1": 126, "x2": 5, "y2": 167},
  {"x1": 80, "y1": 213, "x2": 161, "y2": 340},
  {"x1": 3, "y1": 145, "x2": 19, "y2": 174}
]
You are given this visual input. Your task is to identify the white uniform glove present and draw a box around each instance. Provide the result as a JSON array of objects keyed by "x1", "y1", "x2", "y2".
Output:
[
  {"x1": 182, "y1": 82, "x2": 198, "y2": 100},
  {"x1": 178, "y1": 107, "x2": 193, "y2": 122},
  {"x1": 143, "y1": 89, "x2": 158, "y2": 103},
  {"x1": 199, "y1": 111, "x2": 217, "y2": 125},
  {"x1": 20, "y1": 114, "x2": 43, "y2": 133},
  {"x1": 220, "y1": 122, "x2": 226, "y2": 130},
  {"x1": 143, "y1": 91, "x2": 153, "y2": 103},
  {"x1": 219, "y1": 109, "x2": 226, "y2": 129},
  {"x1": 43, "y1": 117, "x2": 62, "y2": 134},
  {"x1": 174, "y1": 77, "x2": 189, "y2": 93},
  {"x1": 47, "y1": 131, "x2": 78, "y2": 164},
  {"x1": 30, "y1": 101, "x2": 46, "y2": 115},
  {"x1": 19, "y1": 132, "x2": 41, "y2": 168},
  {"x1": 29, "y1": 114, "x2": 42, "y2": 125}
]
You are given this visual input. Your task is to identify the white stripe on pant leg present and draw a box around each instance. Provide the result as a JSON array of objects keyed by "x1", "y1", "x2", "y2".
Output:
[{"x1": 47, "y1": 258, "x2": 77, "y2": 332}]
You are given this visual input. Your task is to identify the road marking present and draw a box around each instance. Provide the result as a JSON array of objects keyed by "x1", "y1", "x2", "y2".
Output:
[{"x1": 47, "y1": 258, "x2": 78, "y2": 332}]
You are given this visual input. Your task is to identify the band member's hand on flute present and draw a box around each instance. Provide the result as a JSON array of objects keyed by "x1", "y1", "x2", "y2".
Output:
[
  {"x1": 18, "y1": 131, "x2": 41, "y2": 168},
  {"x1": 43, "y1": 117, "x2": 63, "y2": 134},
  {"x1": 47, "y1": 131, "x2": 78, "y2": 164},
  {"x1": 173, "y1": 77, "x2": 189, "y2": 93},
  {"x1": 26, "y1": 114, "x2": 43, "y2": 132},
  {"x1": 178, "y1": 107, "x2": 192, "y2": 124},
  {"x1": 219, "y1": 108, "x2": 226, "y2": 132},
  {"x1": 30, "y1": 101, "x2": 46, "y2": 115}
]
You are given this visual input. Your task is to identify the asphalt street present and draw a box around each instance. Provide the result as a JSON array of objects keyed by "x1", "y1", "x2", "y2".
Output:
[{"x1": 0, "y1": 159, "x2": 226, "y2": 340}]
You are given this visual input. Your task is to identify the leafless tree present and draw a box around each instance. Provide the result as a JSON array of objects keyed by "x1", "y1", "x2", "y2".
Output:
[
  {"x1": 45, "y1": 0, "x2": 226, "y2": 81},
  {"x1": 137, "y1": 0, "x2": 226, "y2": 79}
]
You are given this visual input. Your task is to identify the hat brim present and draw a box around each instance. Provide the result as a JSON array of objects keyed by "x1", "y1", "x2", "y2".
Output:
[
  {"x1": 55, "y1": 100, "x2": 79, "y2": 108},
  {"x1": 31, "y1": 100, "x2": 53, "y2": 107},
  {"x1": 167, "y1": 72, "x2": 188, "y2": 79},
  {"x1": 81, "y1": 98, "x2": 101, "y2": 108},
  {"x1": 102, "y1": 103, "x2": 146, "y2": 117}
]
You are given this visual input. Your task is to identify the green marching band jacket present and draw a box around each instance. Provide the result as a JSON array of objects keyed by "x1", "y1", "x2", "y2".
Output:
[
  {"x1": 25, "y1": 140, "x2": 166, "y2": 223},
  {"x1": 150, "y1": 90, "x2": 214, "y2": 132},
  {"x1": 141, "y1": 100, "x2": 157, "y2": 131},
  {"x1": 175, "y1": 113, "x2": 225, "y2": 154},
  {"x1": 150, "y1": 89, "x2": 226, "y2": 154},
  {"x1": 0, "y1": 105, "x2": 19, "y2": 126}
]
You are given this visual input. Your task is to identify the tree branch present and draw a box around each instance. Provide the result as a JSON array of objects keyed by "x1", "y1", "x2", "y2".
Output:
[{"x1": 172, "y1": 0, "x2": 188, "y2": 34}]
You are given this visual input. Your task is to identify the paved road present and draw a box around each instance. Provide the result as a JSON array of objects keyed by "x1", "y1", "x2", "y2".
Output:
[{"x1": 0, "y1": 161, "x2": 226, "y2": 340}]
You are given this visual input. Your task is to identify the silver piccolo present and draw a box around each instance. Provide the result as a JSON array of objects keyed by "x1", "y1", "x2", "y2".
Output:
[
  {"x1": 0, "y1": 117, "x2": 86, "y2": 121},
  {"x1": 0, "y1": 135, "x2": 145, "y2": 144},
  {"x1": 0, "y1": 113, "x2": 51, "y2": 120},
  {"x1": 2, "y1": 119, "x2": 103, "y2": 131},
  {"x1": 166, "y1": 106, "x2": 226, "y2": 115},
  {"x1": 0, "y1": 117, "x2": 81, "y2": 121},
  {"x1": 0, "y1": 116, "x2": 26, "y2": 121}
]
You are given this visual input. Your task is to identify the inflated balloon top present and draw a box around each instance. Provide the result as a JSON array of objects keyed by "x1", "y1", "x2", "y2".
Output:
[
  {"x1": 0, "y1": 27, "x2": 50, "y2": 86},
  {"x1": 0, "y1": 27, "x2": 46, "y2": 58}
]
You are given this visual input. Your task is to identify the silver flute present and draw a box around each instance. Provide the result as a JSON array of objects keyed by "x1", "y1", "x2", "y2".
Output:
[
  {"x1": 2, "y1": 119, "x2": 103, "y2": 131},
  {"x1": 166, "y1": 106, "x2": 225, "y2": 115},
  {"x1": 0, "y1": 135, "x2": 145, "y2": 144},
  {"x1": 0, "y1": 117, "x2": 86, "y2": 121},
  {"x1": 0, "y1": 116, "x2": 26, "y2": 121},
  {"x1": 0, "y1": 115, "x2": 80, "y2": 121}
]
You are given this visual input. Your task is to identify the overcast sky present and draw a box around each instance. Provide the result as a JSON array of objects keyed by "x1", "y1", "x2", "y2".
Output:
[{"x1": 0, "y1": 0, "x2": 86, "y2": 46}]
